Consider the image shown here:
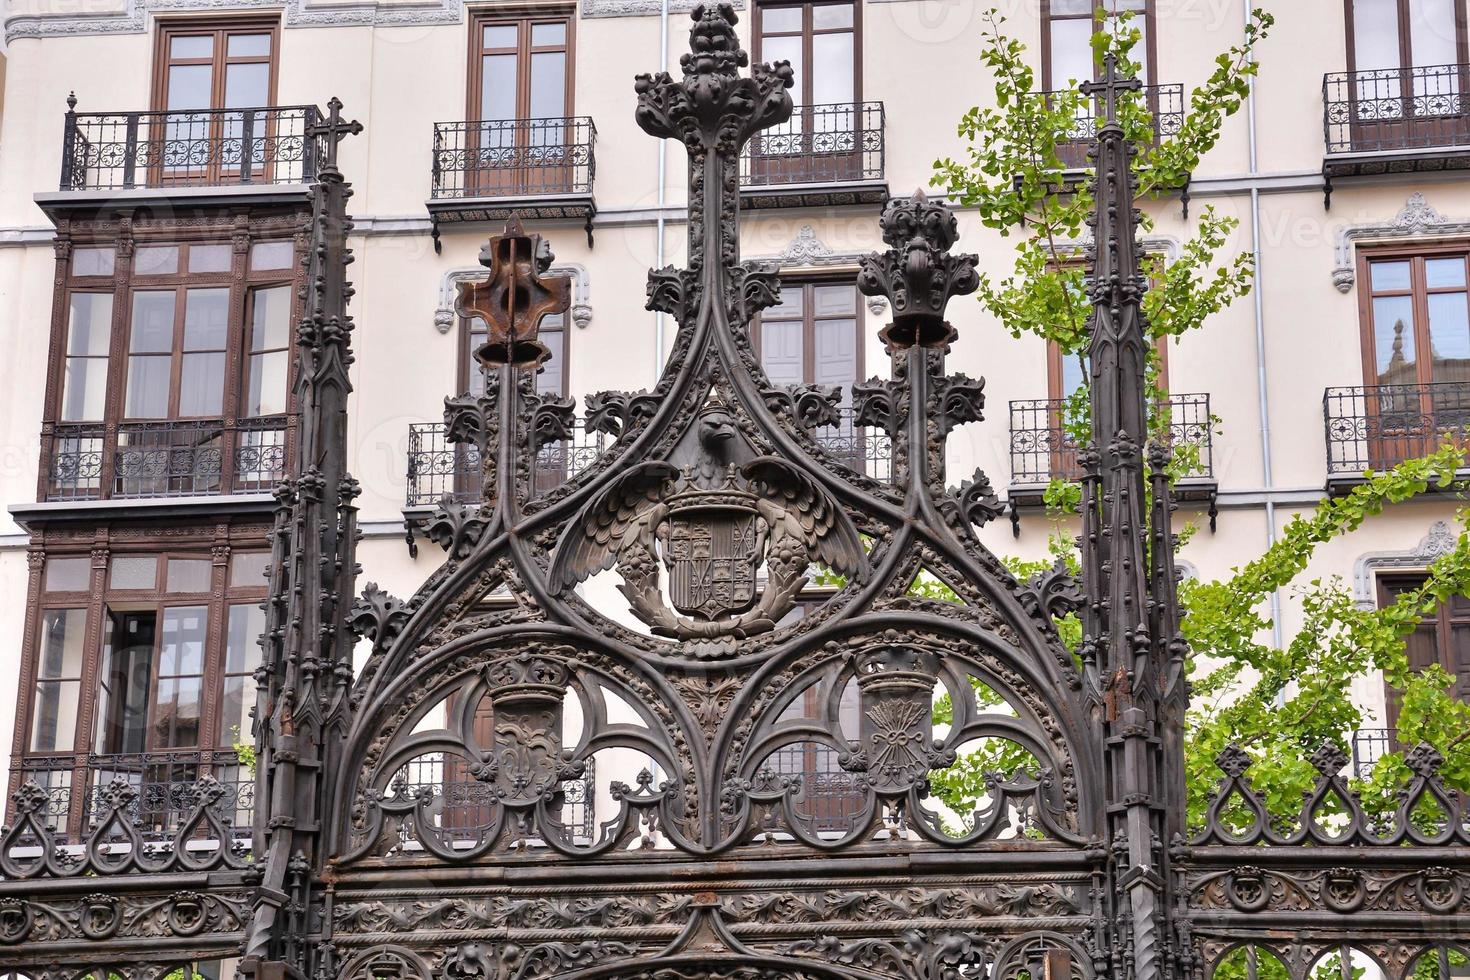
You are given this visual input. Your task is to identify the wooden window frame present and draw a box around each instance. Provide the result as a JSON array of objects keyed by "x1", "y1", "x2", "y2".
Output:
[
  {"x1": 1046, "y1": 336, "x2": 1169, "y2": 401},
  {"x1": 1356, "y1": 241, "x2": 1470, "y2": 389},
  {"x1": 751, "y1": 0, "x2": 864, "y2": 108},
  {"x1": 1040, "y1": 0, "x2": 1159, "y2": 91},
  {"x1": 466, "y1": 8, "x2": 576, "y2": 122},
  {"x1": 751, "y1": 275, "x2": 866, "y2": 386},
  {"x1": 1375, "y1": 571, "x2": 1470, "y2": 730},
  {"x1": 151, "y1": 18, "x2": 282, "y2": 113},
  {"x1": 1343, "y1": 0, "x2": 1469, "y2": 74}
]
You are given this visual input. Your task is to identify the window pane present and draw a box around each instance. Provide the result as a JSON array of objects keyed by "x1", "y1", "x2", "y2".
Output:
[
  {"x1": 529, "y1": 52, "x2": 567, "y2": 119},
  {"x1": 68, "y1": 294, "x2": 113, "y2": 354},
  {"x1": 1409, "y1": 0, "x2": 1457, "y2": 67},
  {"x1": 184, "y1": 289, "x2": 230, "y2": 349},
  {"x1": 226, "y1": 603, "x2": 266, "y2": 674},
  {"x1": 46, "y1": 557, "x2": 91, "y2": 591},
  {"x1": 250, "y1": 286, "x2": 292, "y2": 350},
  {"x1": 32, "y1": 610, "x2": 85, "y2": 750},
  {"x1": 531, "y1": 22, "x2": 566, "y2": 45},
  {"x1": 230, "y1": 551, "x2": 270, "y2": 587},
  {"x1": 154, "y1": 676, "x2": 203, "y2": 748},
  {"x1": 30, "y1": 679, "x2": 79, "y2": 751},
  {"x1": 484, "y1": 24, "x2": 518, "y2": 48},
  {"x1": 134, "y1": 246, "x2": 179, "y2": 276},
  {"x1": 73, "y1": 247, "x2": 115, "y2": 277},
  {"x1": 38, "y1": 609, "x2": 87, "y2": 680},
  {"x1": 767, "y1": 285, "x2": 804, "y2": 319},
  {"x1": 764, "y1": 36, "x2": 804, "y2": 101},
  {"x1": 227, "y1": 32, "x2": 272, "y2": 57},
  {"x1": 166, "y1": 558, "x2": 213, "y2": 593},
  {"x1": 250, "y1": 241, "x2": 294, "y2": 270},
  {"x1": 812, "y1": 2, "x2": 853, "y2": 29},
  {"x1": 224, "y1": 62, "x2": 270, "y2": 109},
  {"x1": 247, "y1": 351, "x2": 289, "y2": 417},
  {"x1": 171, "y1": 34, "x2": 213, "y2": 58},
  {"x1": 189, "y1": 244, "x2": 232, "y2": 273},
  {"x1": 537, "y1": 330, "x2": 565, "y2": 397},
  {"x1": 167, "y1": 64, "x2": 213, "y2": 111},
  {"x1": 1050, "y1": 18, "x2": 1095, "y2": 86},
  {"x1": 126, "y1": 354, "x2": 172, "y2": 418},
  {"x1": 110, "y1": 555, "x2": 157, "y2": 590},
  {"x1": 1061, "y1": 351, "x2": 1088, "y2": 397},
  {"x1": 481, "y1": 54, "x2": 519, "y2": 120},
  {"x1": 95, "y1": 609, "x2": 156, "y2": 755},
  {"x1": 761, "y1": 319, "x2": 805, "y2": 386},
  {"x1": 159, "y1": 605, "x2": 207, "y2": 676},
  {"x1": 131, "y1": 291, "x2": 177, "y2": 352},
  {"x1": 812, "y1": 34, "x2": 854, "y2": 105},
  {"x1": 1427, "y1": 290, "x2": 1470, "y2": 379},
  {"x1": 179, "y1": 352, "x2": 226, "y2": 416},
  {"x1": 63, "y1": 355, "x2": 107, "y2": 421},
  {"x1": 813, "y1": 284, "x2": 856, "y2": 316},
  {"x1": 762, "y1": 6, "x2": 802, "y2": 32},
  {"x1": 1426, "y1": 257, "x2": 1466, "y2": 288},
  {"x1": 1051, "y1": 0, "x2": 1093, "y2": 13},
  {"x1": 1370, "y1": 259, "x2": 1412, "y2": 291},
  {"x1": 1372, "y1": 294, "x2": 1417, "y2": 382},
  {"x1": 1353, "y1": 0, "x2": 1403, "y2": 71},
  {"x1": 219, "y1": 675, "x2": 253, "y2": 745},
  {"x1": 813, "y1": 317, "x2": 858, "y2": 388}
]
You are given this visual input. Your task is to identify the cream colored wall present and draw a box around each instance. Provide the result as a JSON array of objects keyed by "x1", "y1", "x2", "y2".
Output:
[{"x1": 1, "y1": 0, "x2": 1469, "y2": 785}]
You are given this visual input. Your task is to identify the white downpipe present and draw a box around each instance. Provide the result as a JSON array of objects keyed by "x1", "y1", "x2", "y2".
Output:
[
  {"x1": 1242, "y1": 0, "x2": 1284, "y2": 652},
  {"x1": 653, "y1": 0, "x2": 670, "y2": 376}
]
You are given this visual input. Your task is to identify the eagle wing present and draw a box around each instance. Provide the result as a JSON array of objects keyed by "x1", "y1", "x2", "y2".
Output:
[
  {"x1": 549, "y1": 461, "x2": 680, "y2": 590},
  {"x1": 742, "y1": 456, "x2": 869, "y2": 580}
]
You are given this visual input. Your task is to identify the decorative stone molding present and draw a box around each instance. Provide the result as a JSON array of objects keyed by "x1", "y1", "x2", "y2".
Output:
[
  {"x1": 1332, "y1": 193, "x2": 1470, "y2": 293},
  {"x1": 580, "y1": 0, "x2": 740, "y2": 17},
  {"x1": 1352, "y1": 520, "x2": 1458, "y2": 609},
  {"x1": 435, "y1": 263, "x2": 590, "y2": 335},
  {"x1": 6, "y1": 0, "x2": 461, "y2": 41}
]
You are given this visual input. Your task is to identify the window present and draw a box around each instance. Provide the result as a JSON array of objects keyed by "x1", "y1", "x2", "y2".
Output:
[
  {"x1": 755, "y1": 279, "x2": 862, "y2": 391},
  {"x1": 1042, "y1": 0, "x2": 1155, "y2": 91},
  {"x1": 461, "y1": 311, "x2": 567, "y2": 398},
  {"x1": 467, "y1": 12, "x2": 574, "y2": 196},
  {"x1": 1047, "y1": 337, "x2": 1169, "y2": 400},
  {"x1": 1348, "y1": 0, "x2": 1465, "y2": 73},
  {"x1": 1361, "y1": 250, "x2": 1470, "y2": 388},
  {"x1": 1377, "y1": 573, "x2": 1470, "y2": 728}
]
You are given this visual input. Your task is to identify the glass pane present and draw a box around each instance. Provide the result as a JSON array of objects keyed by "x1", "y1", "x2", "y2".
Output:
[
  {"x1": 95, "y1": 609, "x2": 156, "y2": 755},
  {"x1": 481, "y1": 54, "x2": 519, "y2": 120},
  {"x1": 154, "y1": 676, "x2": 203, "y2": 747},
  {"x1": 226, "y1": 603, "x2": 266, "y2": 674},
  {"x1": 62, "y1": 356, "x2": 107, "y2": 421},
  {"x1": 184, "y1": 289, "x2": 230, "y2": 349},
  {"x1": 1371, "y1": 259, "x2": 1412, "y2": 291},
  {"x1": 46, "y1": 557, "x2": 91, "y2": 591},
  {"x1": 1050, "y1": 18, "x2": 1094, "y2": 87},
  {"x1": 812, "y1": 33, "x2": 854, "y2": 106},
  {"x1": 1051, "y1": 0, "x2": 1093, "y2": 13},
  {"x1": 179, "y1": 352, "x2": 226, "y2": 416},
  {"x1": 762, "y1": 6, "x2": 802, "y2": 32},
  {"x1": 1427, "y1": 290, "x2": 1470, "y2": 380},
  {"x1": 1426, "y1": 257, "x2": 1467, "y2": 288},
  {"x1": 1353, "y1": 0, "x2": 1403, "y2": 71},
  {"x1": 813, "y1": 2, "x2": 853, "y2": 29},
  {"x1": 230, "y1": 551, "x2": 270, "y2": 587},
  {"x1": 125, "y1": 355, "x2": 172, "y2": 418},
  {"x1": 529, "y1": 52, "x2": 567, "y2": 119},
  {"x1": 764, "y1": 36, "x2": 804, "y2": 102},
  {"x1": 761, "y1": 319, "x2": 805, "y2": 386},
  {"x1": 1372, "y1": 294, "x2": 1418, "y2": 382},
  {"x1": 537, "y1": 330, "x2": 565, "y2": 396},
  {"x1": 72, "y1": 247, "x2": 114, "y2": 277},
  {"x1": 189, "y1": 244, "x2": 232, "y2": 273},
  {"x1": 166, "y1": 558, "x2": 213, "y2": 593},
  {"x1": 110, "y1": 555, "x2": 157, "y2": 590},
  {"x1": 1061, "y1": 351, "x2": 1088, "y2": 396},
  {"x1": 247, "y1": 351, "x2": 289, "y2": 417},
  {"x1": 134, "y1": 246, "x2": 179, "y2": 276},
  {"x1": 131, "y1": 291, "x2": 177, "y2": 352},
  {"x1": 227, "y1": 32, "x2": 272, "y2": 57},
  {"x1": 167, "y1": 64, "x2": 213, "y2": 111},
  {"x1": 767, "y1": 284, "x2": 805, "y2": 319},
  {"x1": 1409, "y1": 0, "x2": 1458, "y2": 67},
  {"x1": 31, "y1": 679, "x2": 79, "y2": 751},
  {"x1": 68, "y1": 294, "x2": 113, "y2": 354},
  {"x1": 159, "y1": 605, "x2": 207, "y2": 676},
  {"x1": 38, "y1": 609, "x2": 87, "y2": 679},
  {"x1": 531, "y1": 22, "x2": 566, "y2": 46},
  {"x1": 484, "y1": 24, "x2": 518, "y2": 48},
  {"x1": 813, "y1": 318, "x2": 857, "y2": 390},
  {"x1": 219, "y1": 675, "x2": 253, "y2": 745},
  {"x1": 250, "y1": 241, "x2": 294, "y2": 270},
  {"x1": 813, "y1": 284, "x2": 855, "y2": 316},
  {"x1": 249, "y1": 285, "x2": 291, "y2": 351},
  {"x1": 171, "y1": 34, "x2": 213, "y2": 58},
  {"x1": 224, "y1": 62, "x2": 270, "y2": 109}
]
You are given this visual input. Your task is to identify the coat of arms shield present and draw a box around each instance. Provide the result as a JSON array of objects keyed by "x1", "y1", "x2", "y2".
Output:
[{"x1": 660, "y1": 506, "x2": 768, "y2": 620}]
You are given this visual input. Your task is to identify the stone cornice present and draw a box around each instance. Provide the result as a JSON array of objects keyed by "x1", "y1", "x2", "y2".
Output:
[{"x1": 1332, "y1": 192, "x2": 1470, "y2": 292}]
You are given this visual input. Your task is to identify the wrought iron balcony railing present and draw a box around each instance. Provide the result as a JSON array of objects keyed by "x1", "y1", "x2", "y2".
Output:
[
  {"x1": 387, "y1": 755, "x2": 595, "y2": 845},
  {"x1": 1009, "y1": 393, "x2": 1213, "y2": 486},
  {"x1": 44, "y1": 417, "x2": 289, "y2": 502},
  {"x1": 740, "y1": 101, "x2": 885, "y2": 188},
  {"x1": 1351, "y1": 728, "x2": 1393, "y2": 780},
  {"x1": 765, "y1": 743, "x2": 865, "y2": 834},
  {"x1": 1045, "y1": 83, "x2": 1185, "y2": 170},
  {"x1": 61, "y1": 105, "x2": 325, "y2": 192},
  {"x1": 1324, "y1": 382, "x2": 1470, "y2": 476},
  {"x1": 1324, "y1": 63, "x2": 1470, "y2": 155},
  {"x1": 430, "y1": 117, "x2": 597, "y2": 200},
  {"x1": 406, "y1": 407, "x2": 893, "y2": 508},
  {"x1": 16, "y1": 751, "x2": 254, "y2": 843}
]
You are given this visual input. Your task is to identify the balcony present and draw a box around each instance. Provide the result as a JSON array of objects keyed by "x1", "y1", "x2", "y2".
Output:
[
  {"x1": 739, "y1": 102, "x2": 887, "y2": 209},
  {"x1": 41, "y1": 417, "x2": 289, "y2": 504},
  {"x1": 427, "y1": 117, "x2": 597, "y2": 250},
  {"x1": 1322, "y1": 65, "x2": 1470, "y2": 203},
  {"x1": 1324, "y1": 382, "x2": 1470, "y2": 491},
  {"x1": 1008, "y1": 393, "x2": 1216, "y2": 531},
  {"x1": 1046, "y1": 83, "x2": 1186, "y2": 173},
  {"x1": 405, "y1": 408, "x2": 893, "y2": 512},
  {"x1": 47, "y1": 105, "x2": 324, "y2": 212}
]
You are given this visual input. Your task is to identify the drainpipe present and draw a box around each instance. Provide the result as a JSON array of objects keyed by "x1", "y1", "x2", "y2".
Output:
[
  {"x1": 653, "y1": 0, "x2": 670, "y2": 376},
  {"x1": 1243, "y1": 0, "x2": 1284, "y2": 651}
]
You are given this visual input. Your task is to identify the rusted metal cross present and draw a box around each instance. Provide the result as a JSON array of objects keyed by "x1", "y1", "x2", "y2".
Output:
[
  {"x1": 456, "y1": 216, "x2": 571, "y2": 369},
  {"x1": 1080, "y1": 53, "x2": 1142, "y2": 125}
]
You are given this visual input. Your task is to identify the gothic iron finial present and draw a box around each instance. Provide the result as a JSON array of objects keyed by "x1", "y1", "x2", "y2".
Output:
[
  {"x1": 1079, "y1": 52, "x2": 1142, "y2": 128},
  {"x1": 857, "y1": 190, "x2": 979, "y2": 351},
  {"x1": 308, "y1": 96, "x2": 363, "y2": 172},
  {"x1": 456, "y1": 217, "x2": 571, "y2": 370},
  {"x1": 66, "y1": 91, "x2": 77, "y2": 113}
]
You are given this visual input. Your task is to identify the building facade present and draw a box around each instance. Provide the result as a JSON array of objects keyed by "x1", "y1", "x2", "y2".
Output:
[{"x1": 0, "y1": 2, "x2": 1468, "y2": 970}]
